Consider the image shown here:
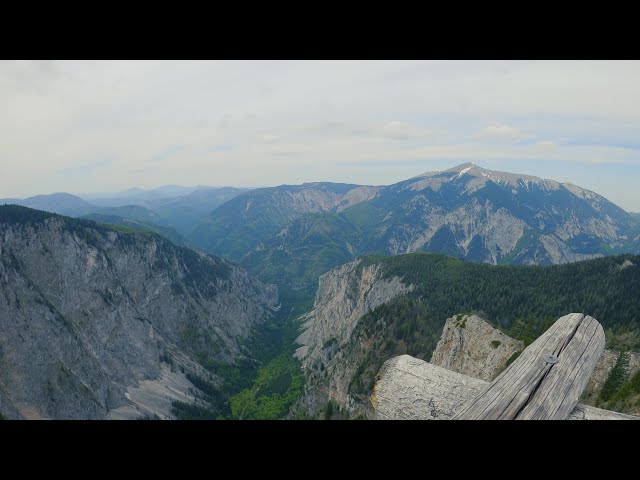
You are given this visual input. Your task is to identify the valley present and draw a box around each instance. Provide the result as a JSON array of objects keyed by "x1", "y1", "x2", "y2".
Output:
[{"x1": 1, "y1": 163, "x2": 640, "y2": 419}]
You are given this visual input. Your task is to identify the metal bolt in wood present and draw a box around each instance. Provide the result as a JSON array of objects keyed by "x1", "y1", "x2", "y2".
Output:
[{"x1": 544, "y1": 354, "x2": 559, "y2": 364}]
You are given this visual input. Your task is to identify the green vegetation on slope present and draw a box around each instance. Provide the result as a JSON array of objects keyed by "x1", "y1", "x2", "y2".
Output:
[
  {"x1": 172, "y1": 293, "x2": 306, "y2": 420},
  {"x1": 361, "y1": 252, "x2": 640, "y2": 339},
  {"x1": 0, "y1": 204, "x2": 59, "y2": 224},
  {"x1": 228, "y1": 354, "x2": 304, "y2": 419},
  {"x1": 599, "y1": 352, "x2": 630, "y2": 404},
  {"x1": 94, "y1": 205, "x2": 161, "y2": 224},
  {"x1": 339, "y1": 252, "x2": 640, "y2": 400},
  {"x1": 594, "y1": 351, "x2": 640, "y2": 414},
  {"x1": 602, "y1": 369, "x2": 640, "y2": 413},
  {"x1": 81, "y1": 213, "x2": 185, "y2": 245},
  {"x1": 240, "y1": 211, "x2": 365, "y2": 308}
]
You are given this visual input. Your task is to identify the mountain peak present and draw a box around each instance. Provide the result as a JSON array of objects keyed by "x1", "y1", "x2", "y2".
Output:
[
  {"x1": 407, "y1": 163, "x2": 565, "y2": 193},
  {"x1": 444, "y1": 162, "x2": 489, "y2": 178},
  {"x1": 445, "y1": 162, "x2": 482, "y2": 173},
  {"x1": 414, "y1": 163, "x2": 487, "y2": 179}
]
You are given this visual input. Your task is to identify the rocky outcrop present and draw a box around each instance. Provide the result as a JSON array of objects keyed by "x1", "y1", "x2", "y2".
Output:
[
  {"x1": 0, "y1": 208, "x2": 278, "y2": 419},
  {"x1": 335, "y1": 186, "x2": 382, "y2": 212},
  {"x1": 430, "y1": 314, "x2": 524, "y2": 381},
  {"x1": 293, "y1": 259, "x2": 413, "y2": 410},
  {"x1": 295, "y1": 259, "x2": 413, "y2": 361},
  {"x1": 423, "y1": 312, "x2": 639, "y2": 404}
]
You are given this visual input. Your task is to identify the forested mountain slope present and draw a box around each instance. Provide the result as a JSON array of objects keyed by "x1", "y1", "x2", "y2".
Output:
[
  {"x1": 191, "y1": 163, "x2": 640, "y2": 311},
  {"x1": 0, "y1": 206, "x2": 278, "y2": 419},
  {"x1": 188, "y1": 182, "x2": 381, "y2": 260},
  {"x1": 293, "y1": 253, "x2": 640, "y2": 416}
]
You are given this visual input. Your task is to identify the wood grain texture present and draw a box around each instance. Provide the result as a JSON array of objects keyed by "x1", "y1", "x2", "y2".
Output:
[
  {"x1": 373, "y1": 355, "x2": 487, "y2": 420},
  {"x1": 373, "y1": 354, "x2": 638, "y2": 420},
  {"x1": 453, "y1": 313, "x2": 605, "y2": 420}
]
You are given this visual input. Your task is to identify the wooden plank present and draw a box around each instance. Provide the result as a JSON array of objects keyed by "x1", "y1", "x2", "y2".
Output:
[
  {"x1": 373, "y1": 354, "x2": 638, "y2": 421},
  {"x1": 453, "y1": 313, "x2": 605, "y2": 420}
]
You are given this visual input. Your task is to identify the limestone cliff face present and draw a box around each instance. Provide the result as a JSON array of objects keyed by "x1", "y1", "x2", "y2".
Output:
[
  {"x1": 293, "y1": 259, "x2": 413, "y2": 409},
  {"x1": 0, "y1": 209, "x2": 278, "y2": 419},
  {"x1": 295, "y1": 259, "x2": 413, "y2": 361},
  {"x1": 375, "y1": 163, "x2": 634, "y2": 265},
  {"x1": 430, "y1": 314, "x2": 524, "y2": 382}
]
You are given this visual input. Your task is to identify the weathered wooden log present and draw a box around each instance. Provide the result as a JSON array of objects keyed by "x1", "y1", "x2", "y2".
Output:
[
  {"x1": 373, "y1": 355, "x2": 638, "y2": 420},
  {"x1": 453, "y1": 313, "x2": 605, "y2": 419}
]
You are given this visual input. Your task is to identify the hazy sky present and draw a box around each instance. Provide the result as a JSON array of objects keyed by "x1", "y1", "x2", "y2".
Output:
[{"x1": 2, "y1": 60, "x2": 640, "y2": 211}]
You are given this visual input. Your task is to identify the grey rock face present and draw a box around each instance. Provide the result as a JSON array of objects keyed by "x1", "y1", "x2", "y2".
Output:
[
  {"x1": 0, "y1": 213, "x2": 278, "y2": 419},
  {"x1": 430, "y1": 314, "x2": 524, "y2": 382},
  {"x1": 295, "y1": 259, "x2": 413, "y2": 360},
  {"x1": 373, "y1": 162, "x2": 633, "y2": 265},
  {"x1": 294, "y1": 259, "x2": 413, "y2": 408},
  {"x1": 234, "y1": 183, "x2": 382, "y2": 220},
  {"x1": 335, "y1": 186, "x2": 382, "y2": 212}
]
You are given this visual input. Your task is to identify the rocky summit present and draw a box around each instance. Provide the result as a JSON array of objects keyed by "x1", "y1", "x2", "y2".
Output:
[{"x1": 365, "y1": 162, "x2": 636, "y2": 264}]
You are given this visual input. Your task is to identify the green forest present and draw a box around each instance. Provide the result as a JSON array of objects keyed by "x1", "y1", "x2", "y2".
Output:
[
  {"x1": 174, "y1": 251, "x2": 640, "y2": 419},
  {"x1": 339, "y1": 252, "x2": 640, "y2": 403},
  {"x1": 228, "y1": 354, "x2": 304, "y2": 419}
]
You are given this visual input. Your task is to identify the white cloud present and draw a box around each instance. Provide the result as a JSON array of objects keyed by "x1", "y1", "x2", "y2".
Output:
[
  {"x1": 475, "y1": 125, "x2": 532, "y2": 142},
  {"x1": 300, "y1": 120, "x2": 437, "y2": 142},
  {"x1": 533, "y1": 140, "x2": 558, "y2": 154},
  {"x1": 257, "y1": 134, "x2": 279, "y2": 144},
  {"x1": 376, "y1": 121, "x2": 432, "y2": 140},
  {"x1": 1, "y1": 60, "x2": 640, "y2": 210}
]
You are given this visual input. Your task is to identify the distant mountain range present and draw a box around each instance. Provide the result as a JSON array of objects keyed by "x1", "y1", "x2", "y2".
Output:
[
  {"x1": 2, "y1": 162, "x2": 640, "y2": 420},
  {"x1": 183, "y1": 163, "x2": 640, "y2": 301},
  {"x1": 80, "y1": 185, "x2": 207, "y2": 207},
  {"x1": 0, "y1": 193, "x2": 97, "y2": 217},
  {"x1": 0, "y1": 186, "x2": 249, "y2": 239},
  {"x1": 4, "y1": 164, "x2": 639, "y2": 306},
  {"x1": 187, "y1": 182, "x2": 381, "y2": 260}
]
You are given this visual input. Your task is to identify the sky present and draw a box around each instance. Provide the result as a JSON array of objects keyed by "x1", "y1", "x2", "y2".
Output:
[{"x1": 1, "y1": 60, "x2": 640, "y2": 211}]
